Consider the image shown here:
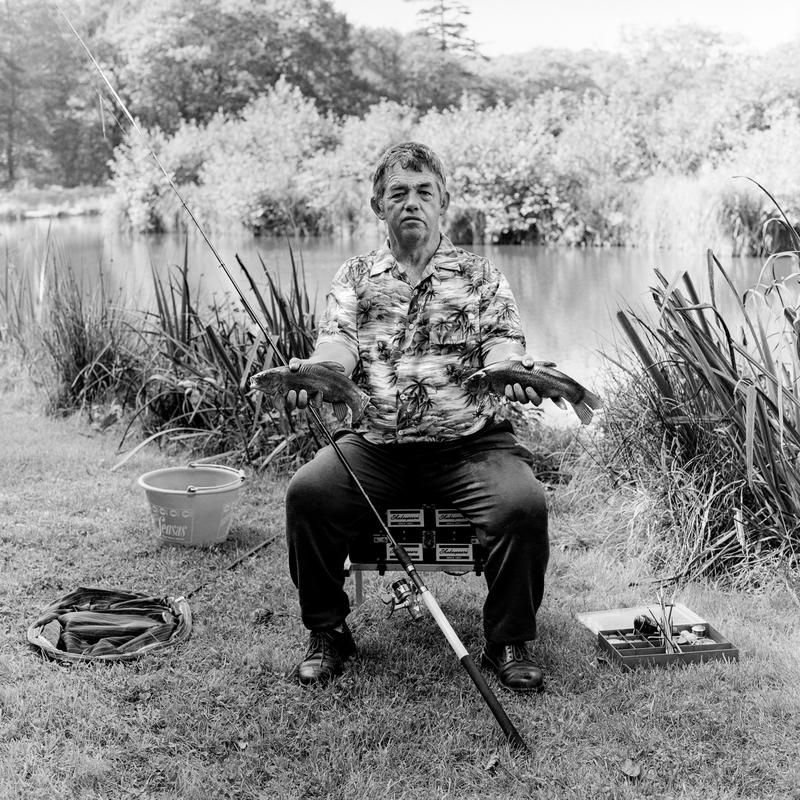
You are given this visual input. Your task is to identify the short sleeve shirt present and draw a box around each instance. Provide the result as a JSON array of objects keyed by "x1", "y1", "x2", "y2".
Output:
[{"x1": 317, "y1": 235, "x2": 526, "y2": 443}]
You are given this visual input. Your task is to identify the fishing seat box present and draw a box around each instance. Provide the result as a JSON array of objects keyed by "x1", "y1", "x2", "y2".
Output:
[{"x1": 344, "y1": 502, "x2": 485, "y2": 604}]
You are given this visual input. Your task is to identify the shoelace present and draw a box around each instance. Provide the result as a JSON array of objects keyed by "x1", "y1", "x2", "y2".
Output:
[
  {"x1": 505, "y1": 644, "x2": 530, "y2": 663},
  {"x1": 305, "y1": 629, "x2": 346, "y2": 662}
]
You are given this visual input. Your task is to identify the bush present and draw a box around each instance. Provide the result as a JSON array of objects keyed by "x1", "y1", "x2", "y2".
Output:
[
  {"x1": 300, "y1": 100, "x2": 417, "y2": 237},
  {"x1": 194, "y1": 80, "x2": 336, "y2": 234}
]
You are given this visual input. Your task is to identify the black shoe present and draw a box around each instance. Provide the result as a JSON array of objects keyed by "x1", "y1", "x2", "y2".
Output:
[
  {"x1": 481, "y1": 641, "x2": 544, "y2": 693},
  {"x1": 296, "y1": 623, "x2": 356, "y2": 686}
]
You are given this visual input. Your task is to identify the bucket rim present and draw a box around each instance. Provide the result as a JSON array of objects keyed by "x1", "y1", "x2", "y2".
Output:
[{"x1": 138, "y1": 464, "x2": 245, "y2": 496}]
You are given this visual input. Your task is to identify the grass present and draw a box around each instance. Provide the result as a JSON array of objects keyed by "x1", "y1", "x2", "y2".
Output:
[{"x1": 2, "y1": 398, "x2": 799, "y2": 799}]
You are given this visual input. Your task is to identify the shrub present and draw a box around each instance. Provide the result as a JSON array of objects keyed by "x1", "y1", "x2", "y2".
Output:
[{"x1": 194, "y1": 80, "x2": 336, "y2": 234}]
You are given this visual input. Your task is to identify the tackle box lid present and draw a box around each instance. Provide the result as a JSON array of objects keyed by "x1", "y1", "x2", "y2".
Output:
[{"x1": 575, "y1": 603, "x2": 706, "y2": 635}]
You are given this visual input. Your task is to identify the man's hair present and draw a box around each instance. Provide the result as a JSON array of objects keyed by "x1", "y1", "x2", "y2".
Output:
[{"x1": 371, "y1": 142, "x2": 447, "y2": 200}]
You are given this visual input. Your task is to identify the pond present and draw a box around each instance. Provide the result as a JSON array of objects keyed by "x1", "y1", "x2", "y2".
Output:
[{"x1": 0, "y1": 215, "x2": 768, "y2": 392}]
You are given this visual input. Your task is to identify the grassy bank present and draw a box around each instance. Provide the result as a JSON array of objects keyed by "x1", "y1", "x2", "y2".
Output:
[{"x1": 1, "y1": 398, "x2": 799, "y2": 799}]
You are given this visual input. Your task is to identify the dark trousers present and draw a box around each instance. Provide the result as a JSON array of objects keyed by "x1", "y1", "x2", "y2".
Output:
[{"x1": 285, "y1": 420, "x2": 549, "y2": 643}]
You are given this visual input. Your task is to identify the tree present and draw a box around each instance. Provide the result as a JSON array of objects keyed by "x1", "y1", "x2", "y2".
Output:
[
  {"x1": 0, "y1": 0, "x2": 111, "y2": 187},
  {"x1": 404, "y1": 0, "x2": 480, "y2": 57},
  {"x1": 98, "y1": 0, "x2": 366, "y2": 132},
  {"x1": 351, "y1": 26, "x2": 481, "y2": 111}
]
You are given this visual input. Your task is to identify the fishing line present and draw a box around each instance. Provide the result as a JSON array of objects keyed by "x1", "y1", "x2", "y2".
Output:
[{"x1": 55, "y1": 4, "x2": 529, "y2": 751}]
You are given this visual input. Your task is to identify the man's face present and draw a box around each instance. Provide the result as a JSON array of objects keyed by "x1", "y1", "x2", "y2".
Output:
[{"x1": 371, "y1": 165, "x2": 449, "y2": 246}]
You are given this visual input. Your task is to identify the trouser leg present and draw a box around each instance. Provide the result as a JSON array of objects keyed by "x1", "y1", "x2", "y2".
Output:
[
  {"x1": 421, "y1": 424, "x2": 549, "y2": 643},
  {"x1": 285, "y1": 433, "x2": 403, "y2": 631}
]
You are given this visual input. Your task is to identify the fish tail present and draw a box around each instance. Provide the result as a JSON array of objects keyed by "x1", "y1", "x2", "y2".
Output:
[
  {"x1": 582, "y1": 389, "x2": 603, "y2": 410},
  {"x1": 569, "y1": 400, "x2": 597, "y2": 425}
]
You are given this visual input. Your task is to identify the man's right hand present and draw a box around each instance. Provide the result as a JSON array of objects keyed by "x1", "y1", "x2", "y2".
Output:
[
  {"x1": 284, "y1": 357, "x2": 347, "y2": 411},
  {"x1": 285, "y1": 358, "x2": 315, "y2": 411}
]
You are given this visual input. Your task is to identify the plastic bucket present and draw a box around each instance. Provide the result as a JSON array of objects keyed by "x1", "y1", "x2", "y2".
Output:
[{"x1": 138, "y1": 463, "x2": 246, "y2": 547}]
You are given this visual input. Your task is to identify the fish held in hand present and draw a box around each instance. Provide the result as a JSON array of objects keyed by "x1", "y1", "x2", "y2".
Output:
[
  {"x1": 249, "y1": 361, "x2": 371, "y2": 423},
  {"x1": 463, "y1": 360, "x2": 602, "y2": 425}
]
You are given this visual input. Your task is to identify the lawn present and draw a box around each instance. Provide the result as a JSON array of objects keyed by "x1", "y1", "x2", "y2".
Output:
[{"x1": 1, "y1": 394, "x2": 799, "y2": 800}]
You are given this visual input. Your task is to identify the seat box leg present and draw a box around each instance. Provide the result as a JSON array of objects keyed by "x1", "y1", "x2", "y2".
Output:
[{"x1": 354, "y1": 571, "x2": 364, "y2": 605}]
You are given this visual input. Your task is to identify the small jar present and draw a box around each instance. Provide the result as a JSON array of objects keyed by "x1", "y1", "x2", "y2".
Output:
[{"x1": 691, "y1": 624, "x2": 707, "y2": 638}]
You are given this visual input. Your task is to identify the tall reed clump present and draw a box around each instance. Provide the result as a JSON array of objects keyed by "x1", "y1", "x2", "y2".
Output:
[
  {"x1": 603, "y1": 242, "x2": 800, "y2": 584},
  {"x1": 121, "y1": 245, "x2": 320, "y2": 469},
  {"x1": 1, "y1": 243, "x2": 143, "y2": 414}
]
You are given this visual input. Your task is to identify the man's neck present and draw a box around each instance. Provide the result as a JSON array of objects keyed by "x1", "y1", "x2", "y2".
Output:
[{"x1": 390, "y1": 234, "x2": 441, "y2": 283}]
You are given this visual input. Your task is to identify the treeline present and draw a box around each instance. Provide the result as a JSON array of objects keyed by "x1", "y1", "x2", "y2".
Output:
[{"x1": 3, "y1": 0, "x2": 800, "y2": 249}]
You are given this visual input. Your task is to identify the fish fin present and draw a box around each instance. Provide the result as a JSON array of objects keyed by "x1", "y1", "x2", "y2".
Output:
[
  {"x1": 570, "y1": 401, "x2": 595, "y2": 425},
  {"x1": 582, "y1": 389, "x2": 603, "y2": 410},
  {"x1": 309, "y1": 391, "x2": 324, "y2": 409},
  {"x1": 331, "y1": 402, "x2": 349, "y2": 422},
  {"x1": 552, "y1": 396, "x2": 568, "y2": 411},
  {"x1": 533, "y1": 360, "x2": 557, "y2": 368},
  {"x1": 351, "y1": 392, "x2": 371, "y2": 423},
  {"x1": 315, "y1": 360, "x2": 346, "y2": 373}
]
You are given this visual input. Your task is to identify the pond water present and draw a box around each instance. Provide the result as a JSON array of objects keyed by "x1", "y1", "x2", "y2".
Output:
[{"x1": 0, "y1": 215, "x2": 768, "y2": 392}]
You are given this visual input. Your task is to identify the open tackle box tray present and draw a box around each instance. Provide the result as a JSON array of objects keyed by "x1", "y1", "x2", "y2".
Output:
[
  {"x1": 597, "y1": 622, "x2": 739, "y2": 671},
  {"x1": 577, "y1": 605, "x2": 739, "y2": 671}
]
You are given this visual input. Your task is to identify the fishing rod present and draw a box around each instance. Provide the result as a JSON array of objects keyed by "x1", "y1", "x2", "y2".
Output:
[{"x1": 57, "y1": 7, "x2": 529, "y2": 752}]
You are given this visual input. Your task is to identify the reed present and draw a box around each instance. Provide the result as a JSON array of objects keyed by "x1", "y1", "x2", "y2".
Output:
[
  {"x1": 122, "y1": 243, "x2": 320, "y2": 467},
  {"x1": 1, "y1": 240, "x2": 143, "y2": 414},
  {"x1": 604, "y1": 245, "x2": 800, "y2": 583}
]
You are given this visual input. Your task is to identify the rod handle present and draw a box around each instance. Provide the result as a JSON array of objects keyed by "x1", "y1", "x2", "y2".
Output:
[{"x1": 460, "y1": 653, "x2": 530, "y2": 752}]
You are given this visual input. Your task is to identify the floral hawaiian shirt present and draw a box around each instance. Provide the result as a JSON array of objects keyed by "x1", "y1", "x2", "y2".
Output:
[{"x1": 316, "y1": 235, "x2": 526, "y2": 443}]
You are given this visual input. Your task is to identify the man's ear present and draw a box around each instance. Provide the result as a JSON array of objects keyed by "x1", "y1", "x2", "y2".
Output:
[
  {"x1": 440, "y1": 190, "x2": 450, "y2": 215},
  {"x1": 370, "y1": 196, "x2": 384, "y2": 219}
]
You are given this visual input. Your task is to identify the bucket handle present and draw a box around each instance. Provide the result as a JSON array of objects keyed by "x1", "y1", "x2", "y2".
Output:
[{"x1": 186, "y1": 462, "x2": 246, "y2": 494}]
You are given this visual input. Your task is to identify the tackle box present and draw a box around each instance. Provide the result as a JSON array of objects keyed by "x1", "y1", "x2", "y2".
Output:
[{"x1": 597, "y1": 622, "x2": 739, "y2": 671}]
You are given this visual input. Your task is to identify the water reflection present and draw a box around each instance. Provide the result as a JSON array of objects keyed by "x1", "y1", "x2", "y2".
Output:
[{"x1": 1, "y1": 216, "x2": 767, "y2": 383}]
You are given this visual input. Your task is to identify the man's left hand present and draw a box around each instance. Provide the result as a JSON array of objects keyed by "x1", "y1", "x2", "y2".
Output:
[
  {"x1": 503, "y1": 354, "x2": 567, "y2": 410},
  {"x1": 504, "y1": 354, "x2": 542, "y2": 405}
]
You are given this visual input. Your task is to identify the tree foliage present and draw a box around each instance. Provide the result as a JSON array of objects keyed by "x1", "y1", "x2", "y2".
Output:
[
  {"x1": 0, "y1": 0, "x2": 111, "y2": 187},
  {"x1": 97, "y1": 0, "x2": 365, "y2": 133},
  {"x1": 4, "y1": 0, "x2": 800, "y2": 252}
]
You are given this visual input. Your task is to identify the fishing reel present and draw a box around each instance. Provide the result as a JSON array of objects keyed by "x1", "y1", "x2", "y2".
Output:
[{"x1": 382, "y1": 578, "x2": 424, "y2": 621}]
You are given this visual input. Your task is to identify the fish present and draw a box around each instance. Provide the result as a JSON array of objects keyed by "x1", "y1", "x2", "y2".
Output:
[
  {"x1": 249, "y1": 361, "x2": 371, "y2": 423},
  {"x1": 462, "y1": 360, "x2": 602, "y2": 425}
]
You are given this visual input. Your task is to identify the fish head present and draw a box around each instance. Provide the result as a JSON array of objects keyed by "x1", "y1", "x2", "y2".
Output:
[
  {"x1": 249, "y1": 368, "x2": 285, "y2": 395},
  {"x1": 462, "y1": 368, "x2": 490, "y2": 393},
  {"x1": 444, "y1": 364, "x2": 473, "y2": 386}
]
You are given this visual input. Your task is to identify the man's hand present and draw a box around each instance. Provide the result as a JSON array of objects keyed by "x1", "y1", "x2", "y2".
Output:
[
  {"x1": 504, "y1": 354, "x2": 542, "y2": 405},
  {"x1": 285, "y1": 357, "x2": 314, "y2": 411},
  {"x1": 501, "y1": 354, "x2": 567, "y2": 409}
]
